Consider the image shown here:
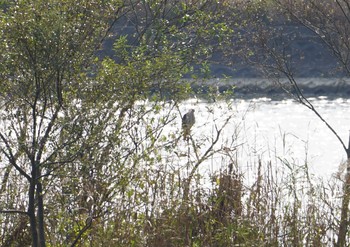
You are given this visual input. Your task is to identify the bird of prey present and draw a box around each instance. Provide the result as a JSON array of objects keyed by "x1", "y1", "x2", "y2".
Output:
[{"x1": 182, "y1": 109, "x2": 195, "y2": 141}]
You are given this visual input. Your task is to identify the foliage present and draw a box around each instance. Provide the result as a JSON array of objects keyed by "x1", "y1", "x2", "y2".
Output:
[
  {"x1": 1, "y1": 0, "x2": 349, "y2": 246},
  {"x1": 0, "y1": 0, "x2": 235, "y2": 246}
]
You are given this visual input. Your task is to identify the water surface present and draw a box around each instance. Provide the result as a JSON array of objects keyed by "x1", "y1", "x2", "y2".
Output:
[
  {"x1": 233, "y1": 96, "x2": 350, "y2": 177},
  {"x1": 182, "y1": 96, "x2": 350, "y2": 178}
]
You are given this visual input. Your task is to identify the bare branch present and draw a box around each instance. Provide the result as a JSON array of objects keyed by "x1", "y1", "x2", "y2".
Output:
[
  {"x1": 69, "y1": 217, "x2": 93, "y2": 247},
  {"x1": 182, "y1": 115, "x2": 232, "y2": 201},
  {"x1": 0, "y1": 132, "x2": 31, "y2": 181},
  {"x1": 35, "y1": 105, "x2": 61, "y2": 167},
  {"x1": 0, "y1": 209, "x2": 28, "y2": 216}
]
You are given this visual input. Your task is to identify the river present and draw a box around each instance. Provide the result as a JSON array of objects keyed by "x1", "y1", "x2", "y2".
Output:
[
  {"x1": 180, "y1": 95, "x2": 350, "y2": 180},
  {"x1": 235, "y1": 96, "x2": 350, "y2": 177}
]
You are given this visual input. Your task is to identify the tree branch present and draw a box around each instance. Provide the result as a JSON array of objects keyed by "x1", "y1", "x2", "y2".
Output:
[
  {"x1": 0, "y1": 209, "x2": 29, "y2": 216},
  {"x1": 69, "y1": 217, "x2": 93, "y2": 247},
  {"x1": 0, "y1": 132, "x2": 31, "y2": 181}
]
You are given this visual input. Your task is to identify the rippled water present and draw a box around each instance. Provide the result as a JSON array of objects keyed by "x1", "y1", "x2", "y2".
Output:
[
  {"x1": 231, "y1": 96, "x2": 350, "y2": 177},
  {"x1": 181, "y1": 96, "x2": 350, "y2": 178}
]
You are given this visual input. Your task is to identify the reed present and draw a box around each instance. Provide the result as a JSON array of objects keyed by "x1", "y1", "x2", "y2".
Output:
[{"x1": 0, "y1": 101, "x2": 345, "y2": 246}]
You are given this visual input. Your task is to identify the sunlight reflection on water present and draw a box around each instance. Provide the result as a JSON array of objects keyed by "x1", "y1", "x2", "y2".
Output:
[
  {"x1": 232, "y1": 96, "x2": 350, "y2": 177},
  {"x1": 181, "y1": 96, "x2": 350, "y2": 179}
]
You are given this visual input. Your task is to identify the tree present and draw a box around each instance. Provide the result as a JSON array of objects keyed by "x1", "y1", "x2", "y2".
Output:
[
  {"x1": 0, "y1": 0, "x2": 234, "y2": 245},
  {"x1": 0, "y1": 0, "x2": 122, "y2": 245},
  {"x1": 234, "y1": 0, "x2": 350, "y2": 245}
]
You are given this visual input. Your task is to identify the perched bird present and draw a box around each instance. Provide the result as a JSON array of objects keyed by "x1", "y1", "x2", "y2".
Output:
[{"x1": 182, "y1": 109, "x2": 195, "y2": 141}]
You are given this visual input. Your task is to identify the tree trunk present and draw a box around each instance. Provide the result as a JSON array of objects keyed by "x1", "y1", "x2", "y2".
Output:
[
  {"x1": 337, "y1": 172, "x2": 350, "y2": 247},
  {"x1": 336, "y1": 136, "x2": 350, "y2": 246},
  {"x1": 28, "y1": 178, "x2": 38, "y2": 247},
  {"x1": 37, "y1": 175, "x2": 46, "y2": 247}
]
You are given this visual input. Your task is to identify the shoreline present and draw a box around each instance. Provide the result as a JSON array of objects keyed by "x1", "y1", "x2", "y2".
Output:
[{"x1": 191, "y1": 77, "x2": 350, "y2": 97}]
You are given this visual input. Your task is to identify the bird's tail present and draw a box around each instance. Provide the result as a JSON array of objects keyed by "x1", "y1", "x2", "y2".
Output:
[{"x1": 183, "y1": 129, "x2": 190, "y2": 141}]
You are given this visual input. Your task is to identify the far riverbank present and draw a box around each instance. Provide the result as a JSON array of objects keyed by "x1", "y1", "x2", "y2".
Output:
[{"x1": 191, "y1": 77, "x2": 350, "y2": 97}]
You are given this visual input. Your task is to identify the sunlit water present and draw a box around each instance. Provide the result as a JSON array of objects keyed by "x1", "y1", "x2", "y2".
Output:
[
  {"x1": 179, "y1": 96, "x2": 350, "y2": 179},
  {"x1": 237, "y1": 96, "x2": 350, "y2": 177}
]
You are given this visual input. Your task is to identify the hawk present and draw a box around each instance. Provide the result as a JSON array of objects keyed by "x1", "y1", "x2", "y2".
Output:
[{"x1": 182, "y1": 109, "x2": 195, "y2": 141}]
